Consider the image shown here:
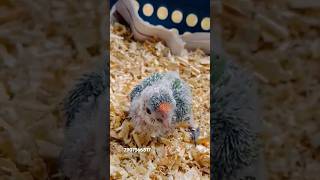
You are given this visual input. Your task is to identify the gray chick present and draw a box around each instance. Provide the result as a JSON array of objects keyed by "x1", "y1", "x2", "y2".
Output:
[
  {"x1": 60, "y1": 70, "x2": 107, "y2": 180},
  {"x1": 211, "y1": 54, "x2": 266, "y2": 180},
  {"x1": 129, "y1": 71, "x2": 200, "y2": 145}
]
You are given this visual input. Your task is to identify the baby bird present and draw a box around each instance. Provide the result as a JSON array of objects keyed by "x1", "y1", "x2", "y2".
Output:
[
  {"x1": 129, "y1": 71, "x2": 200, "y2": 145},
  {"x1": 60, "y1": 70, "x2": 107, "y2": 180},
  {"x1": 211, "y1": 54, "x2": 266, "y2": 180}
]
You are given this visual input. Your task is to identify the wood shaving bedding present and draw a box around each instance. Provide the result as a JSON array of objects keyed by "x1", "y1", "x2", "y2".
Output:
[{"x1": 110, "y1": 23, "x2": 210, "y2": 179}]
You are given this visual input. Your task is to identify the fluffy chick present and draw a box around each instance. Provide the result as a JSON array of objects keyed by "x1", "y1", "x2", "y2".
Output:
[
  {"x1": 211, "y1": 54, "x2": 266, "y2": 180},
  {"x1": 60, "y1": 70, "x2": 107, "y2": 180},
  {"x1": 129, "y1": 71, "x2": 200, "y2": 144}
]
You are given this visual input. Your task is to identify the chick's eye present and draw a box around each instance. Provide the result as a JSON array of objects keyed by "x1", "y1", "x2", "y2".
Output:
[{"x1": 146, "y1": 108, "x2": 151, "y2": 114}]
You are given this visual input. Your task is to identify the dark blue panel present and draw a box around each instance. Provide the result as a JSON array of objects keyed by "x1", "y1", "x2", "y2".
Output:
[{"x1": 137, "y1": 0, "x2": 210, "y2": 34}]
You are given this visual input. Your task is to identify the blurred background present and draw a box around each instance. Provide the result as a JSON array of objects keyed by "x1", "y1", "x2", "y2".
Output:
[
  {"x1": 0, "y1": 0, "x2": 319, "y2": 179},
  {"x1": 0, "y1": 0, "x2": 104, "y2": 179},
  {"x1": 215, "y1": 0, "x2": 320, "y2": 179}
]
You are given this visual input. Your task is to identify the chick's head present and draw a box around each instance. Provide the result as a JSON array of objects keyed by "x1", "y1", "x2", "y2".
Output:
[{"x1": 140, "y1": 86, "x2": 176, "y2": 130}]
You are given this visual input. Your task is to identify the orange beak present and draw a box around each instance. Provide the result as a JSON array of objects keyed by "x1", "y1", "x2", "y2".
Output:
[
  {"x1": 158, "y1": 103, "x2": 172, "y2": 128},
  {"x1": 158, "y1": 103, "x2": 172, "y2": 113}
]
